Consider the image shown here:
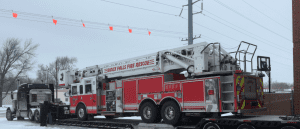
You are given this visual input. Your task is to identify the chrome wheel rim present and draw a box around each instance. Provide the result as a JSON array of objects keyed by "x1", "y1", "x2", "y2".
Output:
[
  {"x1": 164, "y1": 106, "x2": 175, "y2": 120},
  {"x1": 35, "y1": 111, "x2": 39, "y2": 121},
  {"x1": 143, "y1": 106, "x2": 151, "y2": 119},
  {"x1": 78, "y1": 108, "x2": 84, "y2": 118},
  {"x1": 29, "y1": 111, "x2": 32, "y2": 119}
]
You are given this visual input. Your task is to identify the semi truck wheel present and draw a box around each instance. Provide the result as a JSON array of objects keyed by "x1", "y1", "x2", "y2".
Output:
[
  {"x1": 34, "y1": 110, "x2": 40, "y2": 123},
  {"x1": 28, "y1": 110, "x2": 34, "y2": 121},
  {"x1": 237, "y1": 123, "x2": 255, "y2": 129},
  {"x1": 6, "y1": 108, "x2": 13, "y2": 121},
  {"x1": 161, "y1": 101, "x2": 181, "y2": 126},
  {"x1": 77, "y1": 104, "x2": 87, "y2": 121},
  {"x1": 140, "y1": 102, "x2": 160, "y2": 123},
  {"x1": 203, "y1": 122, "x2": 221, "y2": 129}
]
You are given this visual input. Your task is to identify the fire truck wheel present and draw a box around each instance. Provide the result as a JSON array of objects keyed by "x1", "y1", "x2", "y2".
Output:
[
  {"x1": 77, "y1": 104, "x2": 87, "y2": 121},
  {"x1": 161, "y1": 101, "x2": 181, "y2": 126},
  {"x1": 28, "y1": 110, "x2": 34, "y2": 121},
  {"x1": 140, "y1": 102, "x2": 160, "y2": 123},
  {"x1": 203, "y1": 122, "x2": 221, "y2": 129},
  {"x1": 6, "y1": 108, "x2": 13, "y2": 121},
  {"x1": 281, "y1": 126, "x2": 297, "y2": 129},
  {"x1": 237, "y1": 123, "x2": 255, "y2": 129},
  {"x1": 34, "y1": 110, "x2": 40, "y2": 123}
]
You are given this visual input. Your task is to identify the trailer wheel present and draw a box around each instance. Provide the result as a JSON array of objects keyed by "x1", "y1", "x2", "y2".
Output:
[
  {"x1": 34, "y1": 110, "x2": 40, "y2": 123},
  {"x1": 203, "y1": 122, "x2": 221, "y2": 129},
  {"x1": 28, "y1": 110, "x2": 34, "y2": 121},
  {"x1": 140, "y1": 102, "x2": 160, "y2": 123},
  {"x1": 281, "y1": 126, "x2": 297, "y2": 129},
  {"x1": 77, "y1": 104, "x2": 87, "y2": 121},
  {"x1": 237, "y1": 123, "x2": 255, "y2": 129},
  {"x1": 161, "y1": 101, "x2": 181, "y2": 126},
  {"x1": 6, "y1": 108, "x2": 13, "y2": 121}
]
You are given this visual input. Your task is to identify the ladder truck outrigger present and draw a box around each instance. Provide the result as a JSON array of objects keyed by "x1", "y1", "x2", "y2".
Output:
[{"x1": 58, "y1": 41, "x2": 269, "y2": 126}]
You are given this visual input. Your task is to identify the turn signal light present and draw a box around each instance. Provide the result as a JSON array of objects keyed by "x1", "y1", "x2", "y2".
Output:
[{"x1": 208, "y1": 90, "x2": 214, "y2": 95}]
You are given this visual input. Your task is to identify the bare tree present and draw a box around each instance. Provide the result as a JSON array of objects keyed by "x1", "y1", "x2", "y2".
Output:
[
  {"x1": 36, "y1": 56, "x2": 77, "y2": 87},
  {"x1": 0, "y1": 38, "x2": 39, "y2": 107}
]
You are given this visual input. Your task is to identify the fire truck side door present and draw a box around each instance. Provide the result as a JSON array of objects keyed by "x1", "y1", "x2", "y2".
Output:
[{"x1": 70, "y1": 85, "x2": 78, "y2": 114}]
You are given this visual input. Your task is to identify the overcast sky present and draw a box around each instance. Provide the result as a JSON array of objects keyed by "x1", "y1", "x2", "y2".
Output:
[{"x1": 0, "y1": 0, "x2": 293, "y2": 84}]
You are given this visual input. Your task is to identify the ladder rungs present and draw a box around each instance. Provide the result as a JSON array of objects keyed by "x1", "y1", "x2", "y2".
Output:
[
  {"x1": 222, "y1": 110, "x2": 234, "y2": 112},
  {"x1": 221, "y1": 81, "x2": 233, "y2": 84},
  {"x1": 222, "y1": 91, "x2": 234, "y2": 93},
  {"x1": 222, "y1": 101, "x2": 234, "y2": 103}
]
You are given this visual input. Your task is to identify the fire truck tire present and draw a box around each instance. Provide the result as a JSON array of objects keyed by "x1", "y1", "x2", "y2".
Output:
[
  {"x1": 28, "y1": 110, "x2": 34, "y2": 121},
  {"x1": 140, "y1": 102, "x2": 160, "y2": 123},
  {"x1": 237, "y1": 123, "x2": 255, "y2": 129},
  {"x1": 203, "y1": 122, "x2": 221, "y2": 129},
  {"x1": 77, "y1": 104, "x2": 87, "y2": 121},
  {"x1": 161, "y1": 101, "x2": 181, "y2": 126},
  {"x1": 281, "y1": 126, "x2": 298, "y2": 129},
  {"x1": 6, "y1": 108, "x2": 13, "y2": 121},
  {"x1": 34, "y1": 110, "x2": 40, "y2": 123}
]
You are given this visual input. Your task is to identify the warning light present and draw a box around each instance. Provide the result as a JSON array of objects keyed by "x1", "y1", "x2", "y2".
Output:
[
  {"x1": 53, "y1": 19, "x2": 57, "y2": 25},
  {"x1": 82, "y1": 23, "x2": 85, "y2": 27},
  {"x1": 12, "y1": 13, "x2": 17, "y2": 18},
  {"x1": 148, "y1": 31, "x2": 151, "y2": 36},
  {"x1": 129, "y1": 29, "x2": 132, "y2": 33},
  {"x1": 109, "y1": 26, "x2": 113, "y2": 31}
]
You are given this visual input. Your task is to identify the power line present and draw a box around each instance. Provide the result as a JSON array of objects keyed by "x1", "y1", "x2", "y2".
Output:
[
  {"x1": 201, "y1": 9, "x2": 291, "y2": 53},
  {"x1": 241, "y1": 0, "x2": 292, "y2": 32},
  {"x1": 99, "y1": 0, "x2": 177, "y2": 16},
  {"x1": 0, "y1": 15, "x2": 186, "y2": 39},
  {"x1": 201, "y1": 9, "x2": 292, "y2": 54},
  {"x1": 258, "y1": 1, "x2": 292, "y2": 24},
  {"x1": 214, "y1": 0, "x2": 292, "y2": 43},
  {"x1": 145, "y1": 1, "x2": 292, "y2": 53}
]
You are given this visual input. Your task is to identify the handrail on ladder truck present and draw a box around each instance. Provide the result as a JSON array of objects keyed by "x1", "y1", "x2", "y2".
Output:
[
  {"x1": 201, "y1": 42, "x2": 221, "y2": 71},
  {"x1": 234, "y1": 41, "x2": 257, "y2": 73}
]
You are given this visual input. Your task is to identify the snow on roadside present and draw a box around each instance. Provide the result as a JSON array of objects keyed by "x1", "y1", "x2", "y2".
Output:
[{"x1": 0, "y1": 105, "x2": 12, "y2": 111}]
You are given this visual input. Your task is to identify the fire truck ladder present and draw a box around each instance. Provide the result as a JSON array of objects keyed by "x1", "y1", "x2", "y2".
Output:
[{"x1": 234, "y1": 41, "x2": 257, "y2": 73}]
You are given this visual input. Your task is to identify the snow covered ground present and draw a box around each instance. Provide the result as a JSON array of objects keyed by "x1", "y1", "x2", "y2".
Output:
[{"x1": 0, "y1": 105, "x2": 233, "y2": 128}]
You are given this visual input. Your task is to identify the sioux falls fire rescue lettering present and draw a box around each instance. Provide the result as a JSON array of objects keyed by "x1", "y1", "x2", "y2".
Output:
[{"x1": 104, "y1": 59, "x2": 154, "y2": 73}]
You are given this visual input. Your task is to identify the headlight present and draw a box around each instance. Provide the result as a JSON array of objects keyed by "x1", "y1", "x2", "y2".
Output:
[{"x1": 64, "y1": 107, "x2": 68, "y2": 110}]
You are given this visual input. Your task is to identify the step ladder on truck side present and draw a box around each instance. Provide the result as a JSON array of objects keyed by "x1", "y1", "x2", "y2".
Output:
[{"x1": 57, "y1": 41, "x2": 269, "y2": 126}]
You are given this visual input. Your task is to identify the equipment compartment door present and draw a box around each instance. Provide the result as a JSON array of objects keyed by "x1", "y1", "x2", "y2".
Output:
[
  {"x1": 182, "y1": 80, "x2": 205, "y2": 110},
  {"x1": 123, "y1": 80, "x2": 138, "y2": 111}
]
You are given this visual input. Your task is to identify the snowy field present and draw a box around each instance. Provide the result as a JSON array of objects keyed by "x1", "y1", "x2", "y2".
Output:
[{"x1": 0, "y1": 105, "x2": 233, "y2": 129}]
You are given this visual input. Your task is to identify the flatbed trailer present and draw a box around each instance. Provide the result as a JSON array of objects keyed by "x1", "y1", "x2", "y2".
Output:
[{"x1": 195, "y1": 115, "x2": 300, "y2": 129}]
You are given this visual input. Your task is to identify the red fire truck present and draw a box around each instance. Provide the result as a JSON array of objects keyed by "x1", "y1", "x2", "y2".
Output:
[{"x1": 58, "y1": 41, "x2": 268, "y2": 125}]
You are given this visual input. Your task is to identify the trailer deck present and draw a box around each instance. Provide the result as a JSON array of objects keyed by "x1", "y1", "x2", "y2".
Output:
[{"x1": 195, "y1": 115, "x2": 300, "y2": 129}]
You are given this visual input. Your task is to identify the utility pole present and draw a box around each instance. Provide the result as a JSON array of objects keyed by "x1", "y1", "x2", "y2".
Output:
[
  {"x1": 188, "y1": 0, "x2": 193, "y2": 45},
  {"x1": 293, "y1": 0, "x2": 300, "y2": 115},
  {"x1": 179, "y1": 0, "x2": 203, "y2": 45},
  {"x1": 56, "y1": 60, "x2": 58, "y2": 102}
]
